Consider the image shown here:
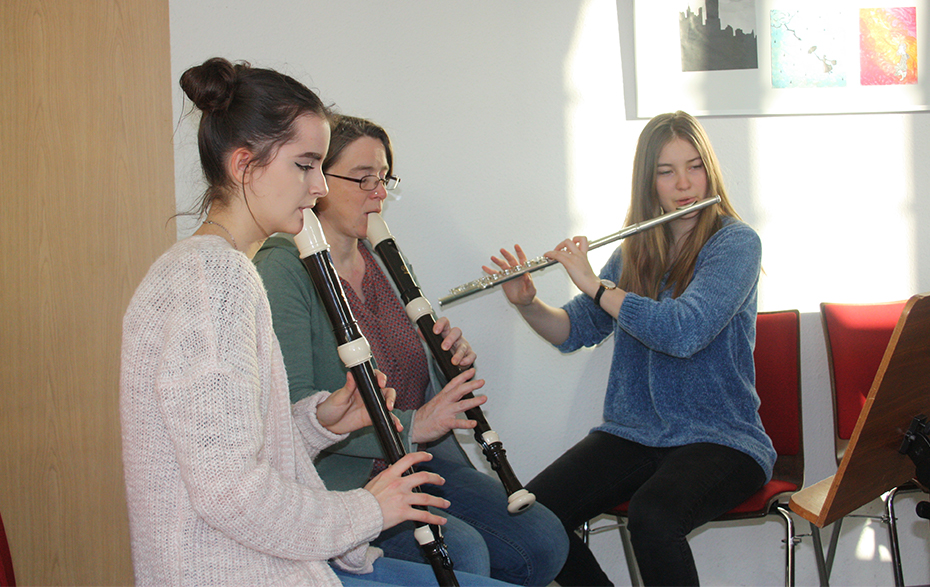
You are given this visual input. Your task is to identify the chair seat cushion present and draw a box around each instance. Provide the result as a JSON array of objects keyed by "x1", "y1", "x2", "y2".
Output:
[
  {"x1": 725, "y1": 480, "x2": 798, "y2": 516},
  {"x1": 606, "y1": 480, "x2": 799, "y2": 519}
]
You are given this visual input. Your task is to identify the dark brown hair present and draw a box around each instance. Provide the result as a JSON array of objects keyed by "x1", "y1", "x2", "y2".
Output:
[
  {"x1": 322, "y1": 114, "x2": 393, "y2": 176},
  {"x1": 179, "y1": 57, "x2": 330, "y2": 216}
]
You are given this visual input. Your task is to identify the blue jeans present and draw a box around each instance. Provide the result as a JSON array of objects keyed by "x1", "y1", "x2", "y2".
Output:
[
  {"x1": 331, "y1": 556, "x2": 514, "y2": 586},
  {"x1": 373, "y1": 456, "x2": 568, "y2": 586},
  {"x1": 526, "y1": 431, "x2": 766, "y2": 586}
]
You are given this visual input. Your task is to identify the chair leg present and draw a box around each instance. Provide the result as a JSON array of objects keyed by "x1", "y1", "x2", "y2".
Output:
[
  {"x1": 810, "y1": 523, "x2": 830, "y2": 587},
  {"x1": 883, "y1": 487, "x2": 906, "y2": 587},
  {"x1": 579, "y1": 517, "x2": 641, "y2": 585},
  {"x1": 814, "y1": 487, "x2": 915, "y2": 587},
  {"x1": 615, "y1": 520, "x2": 642, "y2": 587},
  {"x1": 774, "y1": 504, "x2": 797, "y2": 587},
  {"x1": 823, "y1": 517, "x2": 842, "y2": 581}
]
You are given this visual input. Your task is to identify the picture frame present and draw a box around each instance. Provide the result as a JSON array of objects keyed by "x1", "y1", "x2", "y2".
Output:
[{"x1": 634, "y1": 0, "x2": 927, "y2": 117}]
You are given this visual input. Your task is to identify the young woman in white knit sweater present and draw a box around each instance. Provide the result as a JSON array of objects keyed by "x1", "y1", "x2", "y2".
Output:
[{"x1": 120, "y1": 57, "x2": 513, "y2": 586}]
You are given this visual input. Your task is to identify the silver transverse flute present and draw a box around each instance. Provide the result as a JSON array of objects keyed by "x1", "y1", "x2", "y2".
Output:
[{"x1": 438, "y1": 195, "x2": 721, "y2": 306}]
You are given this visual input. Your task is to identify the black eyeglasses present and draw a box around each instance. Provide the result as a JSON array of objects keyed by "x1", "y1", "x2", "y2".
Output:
[{"x1": 325, "y1": 173, "x2": 401, "y2": 191}]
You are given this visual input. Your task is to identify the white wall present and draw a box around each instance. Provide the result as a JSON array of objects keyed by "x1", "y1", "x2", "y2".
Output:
[{"x1": 170, "y1": 1, "x2": 930, "y2": 585}]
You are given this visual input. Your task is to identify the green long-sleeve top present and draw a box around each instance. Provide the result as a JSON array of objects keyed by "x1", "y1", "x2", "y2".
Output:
[{"x1": 253, "y1": 235, "x2": 470, "y2": 491}]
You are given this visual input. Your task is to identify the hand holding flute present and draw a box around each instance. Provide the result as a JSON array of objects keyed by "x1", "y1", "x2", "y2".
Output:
[
  {"x1": 487, "y1": 235, "x2": 624, "y2": 325},
  {"x1": 544, "y1": 236, "x2": 613, "y2": 303},
  {"x1": 484, "y1": 244, "x2": 574, "y2": 346},
  {"x1": 484, "y1": 244, "x2": 540, "y2": 308}
]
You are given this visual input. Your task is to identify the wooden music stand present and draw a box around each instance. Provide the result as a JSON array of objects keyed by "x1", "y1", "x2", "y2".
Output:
[{"x1": 789, "y1": 292, "x2": 930, "y2": 580}]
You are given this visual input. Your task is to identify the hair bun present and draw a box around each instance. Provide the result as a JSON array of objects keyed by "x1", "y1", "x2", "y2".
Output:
[{"x1": 180, "y1": 57, "x2": 245, "y2": 114}]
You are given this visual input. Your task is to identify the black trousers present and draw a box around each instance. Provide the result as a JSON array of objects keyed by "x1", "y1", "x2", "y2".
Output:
[{"x1": 526, "y1": 431, "x2": 766, "y2": 586}]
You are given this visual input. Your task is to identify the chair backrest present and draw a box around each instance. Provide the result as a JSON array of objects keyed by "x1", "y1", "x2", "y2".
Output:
[
  {"x1": 820, "y1": 300, "x2": 907, "y2": 462},
  {"x1": 754, "y1": 310, "x2": 803, "y2": 485},
  {"x1": 0, "y1": 510, "x2": 14, "y2": 587}
]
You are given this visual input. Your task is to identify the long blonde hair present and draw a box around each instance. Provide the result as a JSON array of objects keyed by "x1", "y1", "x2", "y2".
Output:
[{"x1": 618, "y1": 111, "x2": 740, "y2": 299}]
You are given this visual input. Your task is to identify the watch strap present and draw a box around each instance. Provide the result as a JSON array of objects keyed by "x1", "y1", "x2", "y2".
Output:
[{"x1": 594, "y1": 284, "x2": 607, "y2": 307}]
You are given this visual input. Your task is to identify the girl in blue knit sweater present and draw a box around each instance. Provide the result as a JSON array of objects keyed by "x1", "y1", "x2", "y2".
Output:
[{"x1": 486, "y1": 111, "x2": 776, "y2": 586}]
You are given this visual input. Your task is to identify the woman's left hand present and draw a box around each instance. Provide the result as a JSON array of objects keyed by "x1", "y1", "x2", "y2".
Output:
[
  {"x1": 317, "y1": 370, "x2": 401, "y2": 435},
  {"x1": 546, "y1": 236, "x2": 600, "y2": 298},
  {"x1": 432, "y1": 317, "x2": 476, "y2": 367}
]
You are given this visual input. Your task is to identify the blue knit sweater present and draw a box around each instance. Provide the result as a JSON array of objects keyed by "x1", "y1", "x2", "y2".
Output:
[{"x1": 558, "y1": 218, "x2": 776, "y2": 480}]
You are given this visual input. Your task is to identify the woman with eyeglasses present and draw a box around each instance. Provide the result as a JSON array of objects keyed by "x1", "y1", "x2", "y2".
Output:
[
  {"x1": 254, "y1": 115, "x2": 568, "y2": 586},
  {"x1": 486, "y1": 111, "x2": 776, "y2": 586}
]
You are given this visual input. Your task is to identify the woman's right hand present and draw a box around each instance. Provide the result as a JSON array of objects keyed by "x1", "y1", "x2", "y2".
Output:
[
  {"x1": 483, "y1": 244, "x2": 537, "y2": 307},
  {"x1": 364, "y1": 451, "x2": 449, "y2": 531},
  {"x1": 410, "y1": 368, "x2": 487, "y2": 444}
]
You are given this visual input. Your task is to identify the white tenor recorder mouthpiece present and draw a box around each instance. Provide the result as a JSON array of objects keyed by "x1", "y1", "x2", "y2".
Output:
[
  {"x1": 366, "y1": 213, "x2": 392, "y2": 248},
  {"x1": 295, "y1": 208, "x2": 329, "y2": 258}
]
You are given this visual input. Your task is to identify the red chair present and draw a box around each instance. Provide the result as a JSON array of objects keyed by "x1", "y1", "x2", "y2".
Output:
[
  {"x1": 582, "y1": 310, "x2": 805, "y2": 586},
  {"x1": 0, "y1": 510, "x2": 15, "y2": 587},
  {"x1": 819, "y1": 300, "x2": 914, "y2": 586}
]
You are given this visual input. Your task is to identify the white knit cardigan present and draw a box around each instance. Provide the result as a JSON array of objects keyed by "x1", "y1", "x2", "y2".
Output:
[{"x1": 120, "y1": 236, "x2": 383, "y2": 586}]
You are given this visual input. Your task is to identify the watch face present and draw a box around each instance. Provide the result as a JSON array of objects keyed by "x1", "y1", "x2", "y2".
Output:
[{"x1": 600, "y1": 279, "x2": 617, "y2": 289}]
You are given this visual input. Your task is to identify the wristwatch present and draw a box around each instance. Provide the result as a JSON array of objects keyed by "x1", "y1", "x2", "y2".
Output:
[{"x1": 593, "y1": 279, "x2": 617, "y2": 308}]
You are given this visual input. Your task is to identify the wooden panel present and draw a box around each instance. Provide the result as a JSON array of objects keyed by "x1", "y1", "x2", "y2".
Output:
[{"x1": 0, "y1": 1, "x2": 175, "y2": 584}]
